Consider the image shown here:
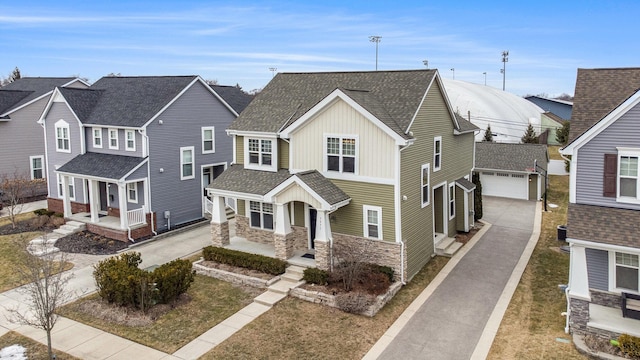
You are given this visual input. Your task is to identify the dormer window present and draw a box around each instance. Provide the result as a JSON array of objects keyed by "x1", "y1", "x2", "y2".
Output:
[{"x1": 244, "y1": 137, "x2": 277, "y2": 171}]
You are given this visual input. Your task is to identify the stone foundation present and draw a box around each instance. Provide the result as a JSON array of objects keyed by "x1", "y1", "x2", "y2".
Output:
[
  {"x1": 274, "y1": 232, "x2": 296, "y2": 260},
  {"x1": 193, "y1": 260, "x2": 279, "y2": 289},
  {"x1": 569, "y1": 297, "x2": 589, "y2": 335},
  {"x1": 235, "y1": 216, "x2": 273, "y2": 245},
  {"x1": 47, "y1": 198, "x2": 90, "y2": 214},
  {"x1": 315, "y1": 239, "x2": 331, "y2": 271},
  {"x1": 590, "y1": 290, "x2": 621, "y2": 309},
  {"x1": 211, "y1": 222, "x2": 230, "y2": 246},
  {"x1": 291, "y1": 225, "x2": 309, "y2": 251},
  {"x1": 332, "y1": 233, "x2": 403, "y2": 281}
]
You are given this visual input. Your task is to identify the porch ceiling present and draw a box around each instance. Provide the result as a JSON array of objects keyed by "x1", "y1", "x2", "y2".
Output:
[{"x1": 57, "y1": 152, "x2": 147, "y2": 181}]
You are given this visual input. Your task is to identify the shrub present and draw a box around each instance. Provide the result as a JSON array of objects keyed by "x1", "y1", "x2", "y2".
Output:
[
  {"x1": 93, "y1": 252, "x2": 148, "y2": 309},
  {"x1": 303, "y1": 268, "x2": 328, "y2": 285},
  {"x1": 33, "y1": 208, "x2": 54, "y2": 216},
  {"x1": 202, "y1": 246, "x2": 286, "y2": 275},
  {"x1": 360, "y1": 269, "x2": 391, "y2": 295},
  {"x1": 334, "y1": 292, "x2": 376, "y2": 314},
  {"x1": 618, "y1": 334, "x2": 640, "y2": 358},
  {"x1": 153, "y1": 259, "x2": 195, "y2": 304},
  {"x1": 373, "y1": 265, "x2": 394, "y2": 283}
]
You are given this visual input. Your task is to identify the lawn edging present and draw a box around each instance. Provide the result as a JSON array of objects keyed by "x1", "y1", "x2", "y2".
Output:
[{"x1": 193, "y1": 259, "x2": 280, "y2": 288}]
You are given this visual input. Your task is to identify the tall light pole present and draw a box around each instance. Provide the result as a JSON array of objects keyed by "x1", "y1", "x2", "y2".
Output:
[
  {"x1": 483, "y1": 72, "x2": 487, "y2": 85},
  {"x1": 501, "y1": 50, "x2": 509, "y2": 91},
  {"x1": 450, "y1": 68, "x2": 455, "y2": 80},
  {"x1": 423, "y1": 60, "x2": 429, "y2": 69},
  {"x1": 369, "y1": 36, "x2": 382, "y2": 71},
  {"x1": 269, "y1": 67, "x2": 277, "y2": 78}
]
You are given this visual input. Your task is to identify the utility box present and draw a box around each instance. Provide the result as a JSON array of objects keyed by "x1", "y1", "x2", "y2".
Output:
[{"x1": 557, "y1": 225, "x2": 567, "y2": 241}]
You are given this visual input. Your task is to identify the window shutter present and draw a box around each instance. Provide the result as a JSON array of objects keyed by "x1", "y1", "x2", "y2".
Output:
[{"x1": 603, "y1": 154, "x2": 617, "y2": 197}]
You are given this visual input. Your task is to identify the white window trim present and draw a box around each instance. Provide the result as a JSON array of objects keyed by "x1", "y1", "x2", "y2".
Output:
[
  {"x1": 125, "y1": 130, "x2": 136, "y2": 152},
  {"x1": 448, "y1": 182, "x2": 456, "y2": 220},
  {"x1": 29, "y1": 155, "x2": 45, "y2": 180},
  {"x1": 248, "y1": 201, "x2": 274, "y2": 231},
  {"x1": 323, "y1": 134, "x2": 359, "y2": 175},
  {"x1": 93, "y1": 127, "x2": 102, "y2": 148},
  {"x1": 57, "y1": 174, "x2": 75, "y2": 201},
  {"x1": 363, "y1": 205, "x2": 382, "y2": 239},
  {"x1": 421, "y1": 163, "x2": 430, "y2": 208},
  {"x1": 180, "y1": 146, "x2": 195, "y2": 180},
  {"x1": 244, "y1": 136, "x2": 277, "y2": 172},
  {"x1": 617, "y1": 148, "x2": 640, "y2": 204},
  {"x1": 202, "y1": 126, "x2": 215, "y2": 154},
  {"x1": 609, "y1": 251, "x2": 640, "y2": 293},
  {"x1": 127, "y1": 182, "x2": 138, "y2": 203},
  {"x1": 433, "y1": 136, "x2": 442, "y2": 172},
  {"x1": 54, "y1": 119, "x2": 71, "y2": 153},
  {"x1": 108, "y1": 128, "x2": 119, "y2": 150}
]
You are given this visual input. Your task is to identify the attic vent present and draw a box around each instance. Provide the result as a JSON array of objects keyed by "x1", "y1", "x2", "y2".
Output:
[{"x1": 343, "y1": 88, "x2": 370, "y2": 93}]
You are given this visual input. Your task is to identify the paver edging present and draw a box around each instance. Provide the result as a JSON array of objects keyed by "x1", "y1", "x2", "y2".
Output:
[
  {"x1": 193, "y1": 260, "x2": 280, "y2": 289},
  {"x1": 573, "y1": 334, "x2": 626, "y2": 360}
]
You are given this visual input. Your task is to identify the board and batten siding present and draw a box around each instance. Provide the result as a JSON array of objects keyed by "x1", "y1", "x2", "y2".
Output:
[
  {"x1": 586, "y1": 248, "x2": 609, "y2": 291},
  {"x1": 44, "y1": 101, "x2": 84, "y2": 200},
  {"x1": 0, "y1": 96, "x2": 49, "y2": 178},
  {"x1": 85, "y1": 127, "x2": 144, "y2": 157},
  {"x1": 329, "y1": 179, "x2": 394, "y2": 242},
  {"x1": 401, "y1": 79, "x2": 475, "y2": 279},
  {"x1": 576, "y1": 104, "x2": 640, "y2": 210},
  {"x1": 146, "y1": 81, "x2": 235, "y2": 230},
  {"x1": 288, "y1": 99, "x2": 396, "y2": 180}
]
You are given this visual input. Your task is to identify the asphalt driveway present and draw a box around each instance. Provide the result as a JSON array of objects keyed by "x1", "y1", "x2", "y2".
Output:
[{"x1": 369, "y1": 196, "x2": 538, "y2": 360}]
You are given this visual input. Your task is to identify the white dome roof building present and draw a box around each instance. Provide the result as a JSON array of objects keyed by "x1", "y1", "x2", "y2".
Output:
[{"x1": 442, "y1": 78, "x2": 544, "y2": 143}]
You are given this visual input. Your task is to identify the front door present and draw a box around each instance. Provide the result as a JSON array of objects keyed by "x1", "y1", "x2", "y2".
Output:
[
  {"x1": 99, "y1": 182, "x2": 108, "y2": 213},
  {"x1": 309, "y1": 208, "x2": 317, "y2": 249}
]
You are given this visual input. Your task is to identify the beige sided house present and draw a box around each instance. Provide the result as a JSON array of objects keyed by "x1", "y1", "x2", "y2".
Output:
[{"x1": 207, "y1": 70, "x2": 478, "y2": 281}]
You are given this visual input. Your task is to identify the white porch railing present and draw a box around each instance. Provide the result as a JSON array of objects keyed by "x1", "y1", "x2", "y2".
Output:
[
  {"x1": 225, "y1": 197, "x2": 236, "y2": 212},
  {"x1": 204, "y1": 197, "x2": 214, "y2": 214},
  {"x1": 127, "y1": 208, "x2": 145, "y2": 227}
]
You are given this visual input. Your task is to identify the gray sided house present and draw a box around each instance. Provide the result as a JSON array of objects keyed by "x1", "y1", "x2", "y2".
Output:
[
  {"x1": 0, "y1": 77, "x2": 88, "y2": 189},
  {"x1": 525, "y1": 95, "x2": 573, "y2": 121},
  {"x1": 475, "y1": 142, "x2": 548, "y2": 201},
  {"x1": 561, "y1": 67, "x2": 640, "y2": 340},
  {"x1": 207, "y1": 70, "x2": 478, "y2": 282},
  {"x1": 39, "y1": 76, "x2": 239, "y2": 241}
]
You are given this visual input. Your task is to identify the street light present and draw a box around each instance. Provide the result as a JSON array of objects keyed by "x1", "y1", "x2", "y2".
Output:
[
  {"x1": 369, "y1": 36, "x2": 382, "y2": 71},
  {"x1": 450, "y1": 68, "x2": 455, "y2": 80},
  {"x1": 483, "y1": 72, "x2": 487, "y2": 85},
  {"x1": 501, "y1": 50, "x2": 509, "y2": 90},
  {"x1": 269, "y1": 67, "x2": 277, "y2": 78}
]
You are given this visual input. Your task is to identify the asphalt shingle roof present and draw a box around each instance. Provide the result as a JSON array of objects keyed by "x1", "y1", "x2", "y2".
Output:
[
  {"x1": 57, "y1": 152, "x2": 146, "y2": 180},
  {"x1": 569, "y1": 68, "x2": 640, "y2": 143},
  {"x1": 208, "y1": 165, "x2": 350, "y2": 206},
  {"x1": 229, "y1": 70, "x2": 447, "y2": 138},
  {"x1": 0, "y1": 77, "x2": 77, "y2": 115},
  {"x1": 567, "y1": 203, "x2": 640, "y2": 248},
  {"x1": 456, "y1": 177, "x2": 476, "y2": 192},
  {"x1": 475, "y1": 142, "x2": 548, "y2": 173},
  {"x1": 454, "y1": 113, "x2": 480, "y2": 133},
  {"x1": 211, "y1": 85, "x2": 254, "y2": 114}
]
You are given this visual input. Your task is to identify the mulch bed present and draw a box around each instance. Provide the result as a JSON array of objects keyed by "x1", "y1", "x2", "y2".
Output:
[
  {"x1": 0, "y1": 217, "x2": 61, "y2": 236},
  {"x1": 56, "y1": 231, "x2": 129, "y2": 255}
]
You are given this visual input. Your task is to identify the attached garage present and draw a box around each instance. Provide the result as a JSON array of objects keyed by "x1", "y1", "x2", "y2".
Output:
[{"x1": 475, "y1": 142, "x2": 549, "y2": 201}]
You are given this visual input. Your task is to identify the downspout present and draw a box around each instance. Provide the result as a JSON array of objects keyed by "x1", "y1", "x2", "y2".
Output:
[
  {"x1": 399, "y1": 239, "x2": 406, "y2": 285},
  {"x1": 397, "y1": 141, "x2": 413, "y2": 285},
  {"x1": 563, "y1": 242, "x2": 573, "y2": 334},
  {"x1": 140, "y1": 128, "x2": 157, "y2": 236}
]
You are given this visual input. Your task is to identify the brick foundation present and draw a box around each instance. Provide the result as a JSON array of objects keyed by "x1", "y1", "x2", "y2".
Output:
[
  {"x1": 211, "y1": 222, "x2": 230, "y2": 246},
  {"x1": 107, "y1": 207, "x2": 120, "y2": 217},
  {"x1": 84, "y1": 212, "x2": 155, "y2": 243},
  {"x1": 47, "y1": 198, "x2": 90, "y2": 214}
]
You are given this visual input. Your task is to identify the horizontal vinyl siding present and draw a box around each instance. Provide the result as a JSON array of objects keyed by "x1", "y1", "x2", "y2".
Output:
[
  {"x1": 236, "y1": 136, "x2": 244, "y2": 164},
  {"x1": 147, "y1": 81, "x2": 235, "y2": 230},
  {"x1": 293, "y1": 201, "x2": 305, "y2": 227},
  {"x1": 329, "y1": 180, "x2": 394, "y2": 241},
  {"x1": 45, "y1": 102, "x2": 83, "y2": 199},
  {"x1": 85, "y1": 127, "x2": 144, "y2": 157},
  {"x1": 586, "y1": 248, "x2": 609, "y2": 291},
  {"x1": 289, "y1": 99, "x2": 396, "y2": 180},
  {"x1": 237, "y1": 199, "x2": 246, "y2": 215},
  {"x1": 0, "y1": 96, "x2": 48, "y2": 177},
  {"x1": 279, "y1": 139, "x2": 289, "y2": 169},
  {"x1": 576, "y1": 104, "x2": 640, "y2": 210}
]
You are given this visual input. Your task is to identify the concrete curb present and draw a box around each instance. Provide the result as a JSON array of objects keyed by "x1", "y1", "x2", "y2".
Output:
[
  {"x1": 363, "y1": 220, "x2": 493, "y2": 360},
  {"x1": 469, "y1": 201, "x2": 543, "y2": 359}
]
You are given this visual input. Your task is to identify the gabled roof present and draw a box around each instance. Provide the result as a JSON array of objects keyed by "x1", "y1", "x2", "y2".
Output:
[
  {"x1": 55, "y1": 76, "x2": 199, "y2": 127},
  {"x1": 542, "y1": 111, "x2": 565, "y2": 124},
  {"x1": 57, "y1": 152, "x2": 147, "y2": 181},
  {"x1": 210, "y1": 85, "x2": 254, "y2": 114},
  {"x1": 229, "y1": 70, "x2": 446, "y2": 139},
  {"x1": 569, "y1": 68, "x2": 640, "y2": 142},
  {"x1": 0, "y1": 77, "x2": 79, "y2": 116},
  {"x1": 475, "y1": 142, "x2": 548, "y2": 172},
  {"x1": 525, "y1": 95, "x2": 573, "y2": 106}
]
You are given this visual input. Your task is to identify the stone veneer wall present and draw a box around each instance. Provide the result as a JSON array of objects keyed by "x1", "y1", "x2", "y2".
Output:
[
  {"x1": 569, "y1": 297, "x2": 589, "y2": 335},
  {"x1": 590, "y1": 290, "x2": 621, "y2": 309},
  {"x1": 211, "y1": 222, "x2": 230, "y2": 246},
  {"x1": 235, "y1": 216, "x2": 273, "y2": 245},
  {"x1": 47, "y1": 198, "x2": 90, "y2": 214},
  {"x1": 332, "y1": 233, "x2": 403, "y2": 281},
  {"x1": 291, "y1": 225, "x2": 308, "y2": 251}
]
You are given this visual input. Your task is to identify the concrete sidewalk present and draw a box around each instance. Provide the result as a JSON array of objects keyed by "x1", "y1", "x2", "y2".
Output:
[
  {"x1": 0, "y1": 199, "x2": 48, "y2": 219},
  {"x1": 365, "y1": 197, "x2": 541, "y2": 360}
]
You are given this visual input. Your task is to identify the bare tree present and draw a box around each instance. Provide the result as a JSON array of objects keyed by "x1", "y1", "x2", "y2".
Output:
[
  {"x1": 6, "y1": 234, "x2": 73, "y2": 360},
  {"x1": 0, "y1": 171, "x2": 34, "y2": 228},
  {"x1": 332, "y1": 239, "x2": 375, "y2": 292}
]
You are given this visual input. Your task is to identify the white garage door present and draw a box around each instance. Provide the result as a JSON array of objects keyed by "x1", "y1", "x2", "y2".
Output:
[{"x1": 480, "y1": 172, "x2": 528, "y2": 200}]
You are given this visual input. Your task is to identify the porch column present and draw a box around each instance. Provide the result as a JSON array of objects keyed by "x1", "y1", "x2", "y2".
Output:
[
  {"x1": 88, "y1": 179, "x2": 100, "y2": 223},
  {"x1": 62, "y1": 175, "x2": 71, "y2": 218},
  {"x1": 210, "y1": 195, "x2": 229, "y2": 246},
  {"x1": 118, "y1": 182, "x2": 127, "y2": 229},
  {"x1": 314, "y1": 210, "x2": 332, "y2": 271},
  {"x1": 274, "y1": 203, "x2": 293, "y2": 260},
  {"x1": 274, "y1": 203, "x2": 291, "y2": 235},
  {"x1": 568, "y1": 243, "x2": 591, "y2": 301}
]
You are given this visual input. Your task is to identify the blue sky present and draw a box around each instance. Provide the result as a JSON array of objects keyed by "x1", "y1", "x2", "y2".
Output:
[{"x1": 1, "y1": 1, "x2": 637, "y2": 96}]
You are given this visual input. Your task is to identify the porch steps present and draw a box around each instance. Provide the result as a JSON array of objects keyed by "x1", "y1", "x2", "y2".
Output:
[
  {"x1": 435, "y1": 236, "x2": 463, "y2": 257},
  {"x1": 225, "y1": 206, "x2": 236, "y2": 220},
  {"x1": 53, "y1": 221, "x2": 86, "y2": 236},
  {"x1": 253, "y1": 291, "x2": 288, "y2": 307},
  {"x1": 281, "y1": 265, "x2": 305, "y2": 282},
  {"x1": 27, "y1": 233, "x2": 63, "y2": 256},
  {"x1": 253, "y1": 266, "x2": 306, "y2": 307}
]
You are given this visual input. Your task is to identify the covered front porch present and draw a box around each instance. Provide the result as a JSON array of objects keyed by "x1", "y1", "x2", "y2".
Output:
[{"x1": 55, "y1": 152, "x2": 154, "y2": 242}]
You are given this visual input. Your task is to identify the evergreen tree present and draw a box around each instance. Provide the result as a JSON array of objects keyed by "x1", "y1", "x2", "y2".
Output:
[
  {"x1": 483, "y1": 124, "x2": 494, "y2": 142},
  {"x1": 472, "y1": 173, "x2": 483, "y2": 221},
  {"x1": 555, "y1": 121, "x2": 570, "y2": 145},
  {"x1": 521, "y1": 123, "x2": 538, "y2": 144},
  {"x1": 8, "y1": 67, "x2": 21, "y2": 83}
]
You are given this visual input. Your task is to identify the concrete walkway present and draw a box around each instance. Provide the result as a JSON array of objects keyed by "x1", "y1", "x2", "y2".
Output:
[
  {"x1": 365, "y1": 197, "x2": 541, "y2": 360},
  {"x1": 0, "y1": 199, "x2": 48, "y2": 218}
]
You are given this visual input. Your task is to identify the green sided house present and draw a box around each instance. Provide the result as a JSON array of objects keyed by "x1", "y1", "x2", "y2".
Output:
[{"x1": 207, "y1": 70, "x2": 478, "y2": 282}]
